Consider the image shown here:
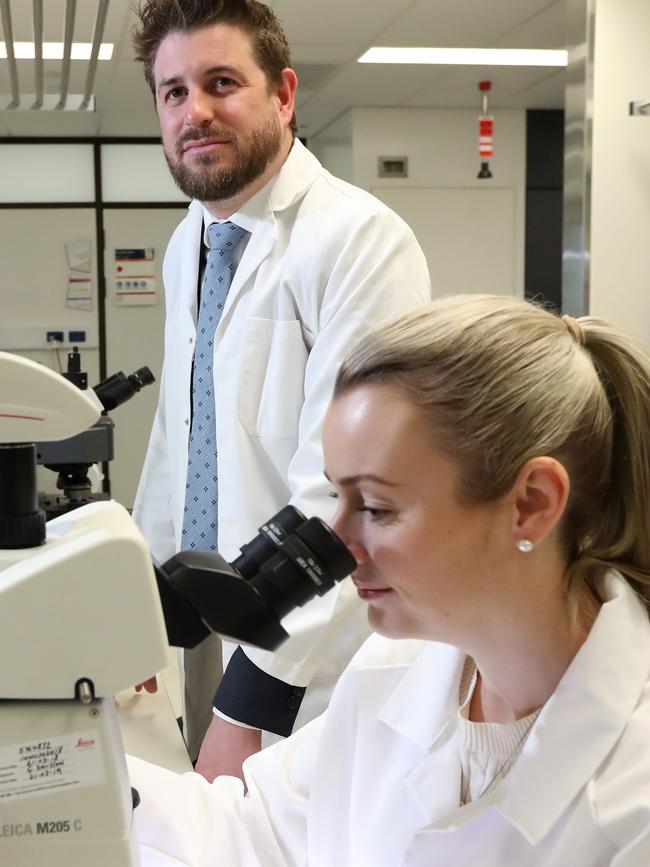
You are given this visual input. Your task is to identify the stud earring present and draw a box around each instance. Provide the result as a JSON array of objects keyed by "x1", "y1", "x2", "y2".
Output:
[{"x1": 516, "y1": 539, "x2": 534, "y2": 553}]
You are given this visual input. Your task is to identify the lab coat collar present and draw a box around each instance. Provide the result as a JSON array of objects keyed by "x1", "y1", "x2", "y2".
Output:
[
  {"x1": 176, "y1": 201, "x2": 203, "y2": 320},
  {"x1": 378, "y1": 641, "x2": 466, "y2": 826},
  {"x1": 264, "y1": 138, "x2": 321, "y2": 212},
  {"x1": 379, "y1": 640, "x2": 465, "y2": 751},
  {"x1": 195, "y1": 136, "x2": 318, "y2": 221},
  {"x1": 200, "y1": 138, "x2": 320, "y2": 234},
  {"x1": 378, "y1": 572, "x2": 650, "y2": 844},
  {"x1": 227, "y1": 138, "x2": 320, "y2": 229},
  {"x1": 209, "y1": 139, "x2": 320, "y2": 320},
  {"x1": 496, "y1": 571, "x2": 650, "y2": 844}
]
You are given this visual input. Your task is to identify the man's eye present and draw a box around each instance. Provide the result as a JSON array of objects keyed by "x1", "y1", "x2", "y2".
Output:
[
  {"x1": 214, "y1": 77, "x2": 237, "y2": 92},
  {"x1": 166, "y1": 87, "x2": 185, "y2": 101}
]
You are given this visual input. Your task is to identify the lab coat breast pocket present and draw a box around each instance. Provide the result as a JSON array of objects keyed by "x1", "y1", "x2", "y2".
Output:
[{"x1": 239, "y1": 318, "x2": 308, "y2": 439}]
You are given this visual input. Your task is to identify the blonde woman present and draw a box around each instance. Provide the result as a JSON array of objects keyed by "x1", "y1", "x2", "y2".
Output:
[{"x1": 130, "y1": 295, "x2": 650, "y2": 866}]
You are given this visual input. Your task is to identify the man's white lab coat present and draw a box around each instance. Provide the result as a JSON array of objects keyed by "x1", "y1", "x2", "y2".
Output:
[
  {"x1": 132, "y1": 140, "x2": 431, "y2": 714},
  {"x1": 129, "y1": 571, "x2": 650, "y2": 866}
]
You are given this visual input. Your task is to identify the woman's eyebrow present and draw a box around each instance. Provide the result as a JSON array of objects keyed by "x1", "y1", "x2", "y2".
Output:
[{"x1": 324, "y1": 471, "x2": 400, "y2": 487}]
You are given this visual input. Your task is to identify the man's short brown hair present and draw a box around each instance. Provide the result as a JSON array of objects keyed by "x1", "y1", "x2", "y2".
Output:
[{"x1": 133, "y1": 0, "x2": 297, "y2": 133}]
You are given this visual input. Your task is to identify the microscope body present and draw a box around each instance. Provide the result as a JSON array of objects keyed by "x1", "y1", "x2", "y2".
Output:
[
  {"x1": 0, "y1": 352, "x2": 168, "y2": 867},
  {"x1": 0, "y1": 500, "x2": 169, "y2": 867}
]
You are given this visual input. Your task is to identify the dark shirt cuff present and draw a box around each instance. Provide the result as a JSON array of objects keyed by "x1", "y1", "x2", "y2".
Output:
[{"x1": 213, "y1": 646, "x2": 306, "y2": 737}]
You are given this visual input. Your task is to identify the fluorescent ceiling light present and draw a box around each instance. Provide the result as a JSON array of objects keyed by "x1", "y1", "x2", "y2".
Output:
[
  {"x1": 358, "y1": 47, "x2": 568, "y2": 67},
  {"x1": 0, "y1": 42, "x2": 114, "y2": 60}
]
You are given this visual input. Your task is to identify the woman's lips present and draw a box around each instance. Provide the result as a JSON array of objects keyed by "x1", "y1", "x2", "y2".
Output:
[{"x1": 353, "y1": 581, "x2": 393, "y2": 601}]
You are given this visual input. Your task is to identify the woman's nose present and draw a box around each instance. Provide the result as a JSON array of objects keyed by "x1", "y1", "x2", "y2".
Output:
[
  {"x1": 330, "y1": 511, "x2": 367, "y2": 566},
  {"x1": 347, "y1": 544, "x2": 368, "y2": 567}
]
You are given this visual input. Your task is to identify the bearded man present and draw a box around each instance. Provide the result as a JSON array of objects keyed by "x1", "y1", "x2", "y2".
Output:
[{"x1": 131, "y1": 0, "x2": 431, "y2": 781}]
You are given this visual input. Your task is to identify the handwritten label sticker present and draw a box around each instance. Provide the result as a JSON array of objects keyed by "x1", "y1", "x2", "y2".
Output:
[{"x1": 0, "y1": 730, "x2": 105, "y2": 802}]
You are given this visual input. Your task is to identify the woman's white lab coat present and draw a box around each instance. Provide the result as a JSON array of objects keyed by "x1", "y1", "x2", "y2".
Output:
[
  {"x1": 129, "y1": 571, "x2": 650, "y2": 865},
  {"x1": 132, "y1": 139, "x2": 431, "y2": 698}
]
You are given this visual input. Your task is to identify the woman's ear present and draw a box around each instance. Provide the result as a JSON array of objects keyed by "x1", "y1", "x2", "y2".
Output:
[{"x1": 511, "y1": 457, "x2": 570, "y2": 548}]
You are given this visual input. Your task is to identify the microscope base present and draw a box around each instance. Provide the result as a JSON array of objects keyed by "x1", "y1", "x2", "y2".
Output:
[{"x1": 0, "y1": 697, "x2": 140, "y2": 866}]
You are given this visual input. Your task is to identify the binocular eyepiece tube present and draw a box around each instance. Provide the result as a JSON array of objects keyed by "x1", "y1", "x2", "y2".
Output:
[
  {"x1": 155, "y1": 506, "x2": 356, "y2": 651},
  {"x1": 94, "y1": 367, "x2": 156, "y2": 412}
]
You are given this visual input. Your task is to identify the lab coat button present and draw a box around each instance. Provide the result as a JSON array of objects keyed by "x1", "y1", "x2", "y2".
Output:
[
  {"x1": 184, "y1": 418, "x2": 190, "y2": 426},
  {"x1": 286, "y1": 692, "x2": 301, "y2": 710}
]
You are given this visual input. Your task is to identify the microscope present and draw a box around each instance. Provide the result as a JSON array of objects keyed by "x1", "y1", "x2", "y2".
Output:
[
  {"x1": 0, "y1": 350, "x2": 170, "y2": 866},
  {"x1": 36, "y1": 346, "x2": 155, "y2": 520},
  {"x1": 0, "y1": 350, "x2": 355, "y2": 866}
]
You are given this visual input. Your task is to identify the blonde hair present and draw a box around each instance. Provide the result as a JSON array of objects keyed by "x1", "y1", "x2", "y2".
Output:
[{"x1": 334, "y1": 294, "x2": 650, "y2": 616}]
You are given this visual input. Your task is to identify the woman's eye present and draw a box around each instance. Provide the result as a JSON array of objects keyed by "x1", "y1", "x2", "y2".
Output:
[
  {"x1": 360, "y1": 506, "x2": 393, "y2": 522},
  {"x1": 327, "y1": 488, "x2": 393, "y2": 522}
]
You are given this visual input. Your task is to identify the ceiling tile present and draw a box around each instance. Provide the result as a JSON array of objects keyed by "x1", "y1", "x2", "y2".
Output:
[
  {"x1": 290, "y1": 43, "x2": 358, "y2": 65},
  {"x1": 377, "y1": 0, "x2": 556, "y2": 47},
  {"x1": 404, "y1": 65, "x2": 565, "y2": 108},
  {"x1": 300, "y1": 61, "x2": 440, "y2": 112},
  {"x1": 494, "y1": 1, "x2": 566, "y2": 49},
  {"x1": 274, "y1": 0, "x2": 414, "y2": 45}
]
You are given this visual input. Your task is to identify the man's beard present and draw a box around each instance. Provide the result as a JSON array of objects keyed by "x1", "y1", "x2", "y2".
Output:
[{"x1": 165, "y1": 114, "x2": 283, "y2": 202}]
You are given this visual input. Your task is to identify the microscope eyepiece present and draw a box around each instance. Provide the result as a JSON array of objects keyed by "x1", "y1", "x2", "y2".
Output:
[
  {"x1": 156, "y1": 506, "x2": 357, "y2": 651},
  {"x1": 93, "y1": 367, "x2": 155, "y2": 412},
  {"x1": 128, "y1": 366, "x2": 155, "y2": 392},
  {"x1": 248, "y1": 515, "x2": 356, "y2": 619},
  {"x1": 231, "y1": 505, "x2": 306, "y2": 578}
]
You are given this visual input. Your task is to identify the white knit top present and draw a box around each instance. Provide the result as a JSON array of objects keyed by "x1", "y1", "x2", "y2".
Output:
[{"x1": 458, "y1": 659, "x2": 541, "y2": 805}]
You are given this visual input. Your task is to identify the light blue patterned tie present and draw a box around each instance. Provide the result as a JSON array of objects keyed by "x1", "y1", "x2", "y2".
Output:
[{"x1": 182, "y1": 221, "x2": 246, "y2": 550}]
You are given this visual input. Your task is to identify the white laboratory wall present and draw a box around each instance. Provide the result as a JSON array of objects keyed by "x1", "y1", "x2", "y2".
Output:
[
  {"x1": 589, "y1": 0, "x2": 650, "y2": 350},
  {"x1": 376, "y1": 187, "x2": 518, "y2": 297},
  {"x1": 0, "y1": 144, "x2": 95, "y2": 202},
  {"x1": 308, "y1": 110, "x2": 353, "y2": 182},
  {"x1": 103, "y1": 207, "x2": 187, "y2": 509},
  {"x1": 0, "y1": 207, "x2": 100, "y2": 378},
  {"x1": 310, "y1": 141, "x2": 354, "y2": 183},
  {"x1": 0, "y1": 205, "x2": 101, "y2": 499},
  {"x1": 312, "y1": 107, "x2": 526, "y2": 297},
  {"x1": 101, "y1": 144, "x2": 188, "y2": 202},
  {"x1": 0, "y1": 141, "x2": 186, "y2": 510}
]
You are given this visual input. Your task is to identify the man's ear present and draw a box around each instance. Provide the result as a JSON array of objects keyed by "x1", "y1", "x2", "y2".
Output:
[
  {"x1": 511, "y1": 457, "x2": 570, "y2": 548},
  {"x1": 276, "y1": 68, "x2": 298, "y2": 128}
]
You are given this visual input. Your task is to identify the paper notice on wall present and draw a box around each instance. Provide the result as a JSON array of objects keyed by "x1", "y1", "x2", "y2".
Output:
[
  {"x1": 67, "y1": 274, "x2": 93, "y2": 310},
  {"x1": 113, "y1": 248, "x2": 158, "y2": 306},
  {"x1": 65, "y1": 238, "x2": 92, "y2": 273}
]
